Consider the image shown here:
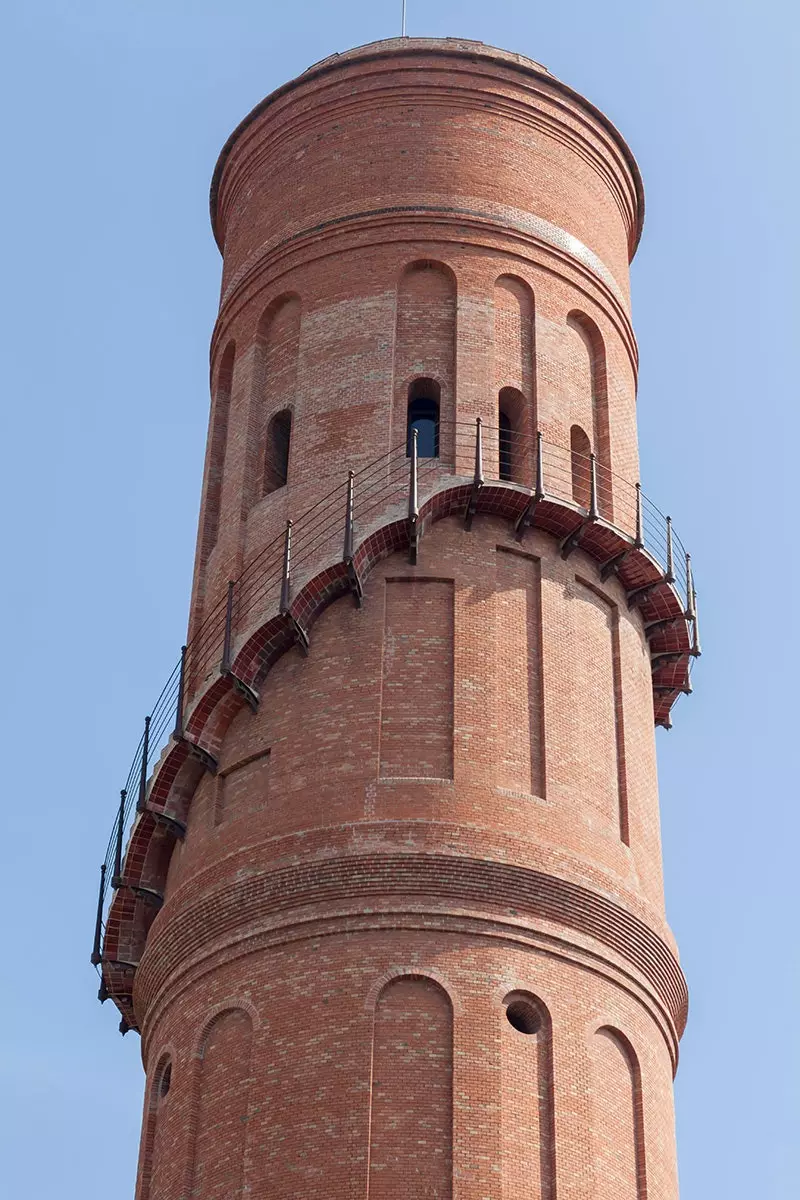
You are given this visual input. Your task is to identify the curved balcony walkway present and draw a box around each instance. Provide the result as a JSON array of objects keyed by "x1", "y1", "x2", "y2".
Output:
[{"x1": 91, "y1": 421, "x2": 700, "y2": 1033}]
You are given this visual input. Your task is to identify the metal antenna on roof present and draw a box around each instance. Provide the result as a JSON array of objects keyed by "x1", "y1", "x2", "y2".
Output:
[{"x1": 402, "y1": 0, "x2": 407, "y2": 37}]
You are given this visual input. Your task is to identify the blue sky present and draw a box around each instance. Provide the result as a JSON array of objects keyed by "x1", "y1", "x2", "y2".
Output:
[{"x1": 0, "y1": 2, "x2": 797, "y2": 1196}]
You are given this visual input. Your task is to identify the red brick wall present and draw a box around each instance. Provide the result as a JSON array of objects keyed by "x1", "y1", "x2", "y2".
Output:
[{"x1": 131, "y1": 37, "x2": 684, "y2": 1200}]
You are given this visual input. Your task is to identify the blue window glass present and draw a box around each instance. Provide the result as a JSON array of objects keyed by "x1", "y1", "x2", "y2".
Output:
[{"x1": 407, "y1": 394, "x2": 440, "y2": 458}]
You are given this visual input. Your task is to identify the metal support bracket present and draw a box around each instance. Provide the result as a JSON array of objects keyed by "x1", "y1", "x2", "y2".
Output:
[
  {"x1": 227, "y1": 671, "x2": 259, "y2": 712},
  {"x1": 560, "y1": 513, "x2": 595, "y2": 560},
  {"x1": 408, "y1": 518, "x2": 420, "y2": 565},
  {"x1": 644, "y1": 615, "x2": 683, "y2": 639},
  {"x1": 599, "y1": 545, "x2": 633, "y2": 581},
  {"x1": 654, "y1": 681, "x2": 692, "y2": 696},
  {"x1": 153, "y1": 812, "x2": 187, "y2": 841},
  {"x1": 184, "y1": 738, "x2": 219, "y2": 776},
  {"x1": 132, "y1": 886, "x2": 164, "y2": 910},
  {"x1": 346, "y1": 559, "x2": 364, "y2": 607},
  {"x1": 651, "y1": 651, "x2": 687, "y2": 669},
  {"x1": 288, "y1": 615, "x2": 310, "y2": 656},
  {"x1": 626, "y1": 577, "x2": 666, "y2": 610}
]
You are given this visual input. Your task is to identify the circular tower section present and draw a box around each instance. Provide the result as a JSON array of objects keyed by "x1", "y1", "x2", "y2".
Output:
[{"x1": 121, "y1": 38, "x2": 690, "y2": 1200}]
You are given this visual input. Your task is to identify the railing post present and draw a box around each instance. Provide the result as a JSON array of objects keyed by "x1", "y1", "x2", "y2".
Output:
[
  {"x1": 90, "y1": 862, "x2": 106, "y2": 966},
  {"x1": 408, "y1": 428, "x2": 419, "y2": 563},
  {"x1": 634, "y1": 483, "x2": 644, "y2": 549},
  {"x1": 691, "y1": 587, "x2": 702, "y2": 657},
  {"x1": 515, "y1": 429, "x2": 545, "y2": 541},
  {"x1": 534, "y1": 431, "x2": 545, "y2": 502},
  {"x1": 474, "y1": 417, "x2": 484, "y2": 488},
  {"x1": 220, "y1": 582, "x2": 235, "y2": 673},
  {"x1": 343, "y1": 471, "x2": 355, "y2": 563},
  {"x1": 280, "y1": 520, "x2": 293, "y2": 614},
  {"x1": 685, "y1": 553, "x2": 696, "y2": 620},
  {"x1": 136, "y1": 715, "x2": 150, "y2": 813},
  {"x1": 173, "y1": 645, "x2": 187, "y2": 737},
  {"x1": 342, "y1": 470, "x2": 363, "y2": 607},
  {"x1": 664, "y1": 516, "x2": 675, "y2": 581},
  {"x1": 588, "y1": 453, "x2": 599, "y2": 521},
  {"x1": 465, "y1": 418, "x2": 484, "y2": 530},
  {"x1": 112, "y1": 789, "x2": 126, "y2": 888}
]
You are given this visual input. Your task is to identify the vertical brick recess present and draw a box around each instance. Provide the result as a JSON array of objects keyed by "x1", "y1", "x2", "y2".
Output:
[
  {"x1": 368, "y1": 976, "x2": 453, "y2": 1198},
  {"x1": 379, "y1": 578, "x2": 455, "y2": 780},
  {"x1": 185, "y1": 1010, "x2": 253, "y2": 1199},
  {"x1": 122, "y1": 37, "x2": 689, "y2": 1200},
  {"x1": 590, "y1": 1028, "x2": 647, "y2": 1200}
]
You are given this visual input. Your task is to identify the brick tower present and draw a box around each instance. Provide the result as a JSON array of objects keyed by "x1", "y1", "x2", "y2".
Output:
[{"x1": 94, "y1": 37, "x2": 700, "y2": 1200}]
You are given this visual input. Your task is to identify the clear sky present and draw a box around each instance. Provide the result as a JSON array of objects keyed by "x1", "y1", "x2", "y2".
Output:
[{"x1": 0, "y1": 2, "x2": 797, "y2": 1197}]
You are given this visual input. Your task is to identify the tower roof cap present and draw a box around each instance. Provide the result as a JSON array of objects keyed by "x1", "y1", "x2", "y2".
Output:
[{"x1": 210, "y1": 37, "x2": 644, "y2": 255}]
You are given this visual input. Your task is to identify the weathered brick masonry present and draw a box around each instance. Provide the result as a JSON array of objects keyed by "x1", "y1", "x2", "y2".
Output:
[{"x1": 111, "y1": 37, "x2": 693, "y2": 1200}]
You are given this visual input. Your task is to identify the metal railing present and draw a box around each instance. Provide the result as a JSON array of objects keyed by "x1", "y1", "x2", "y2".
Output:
[{"x1": 91, "y1": 419, "x2": 697, "y2": 965}]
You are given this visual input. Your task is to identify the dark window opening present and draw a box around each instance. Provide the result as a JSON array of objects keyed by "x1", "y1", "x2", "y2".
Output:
[
  {"x1": 158, "y1": 1062, "x2": 172, "y2": 1100},
  {"x1": 505, "y1": 1000, "x2": 541, "y2": 1035},
  {"x1": 570, "y1": 424, "x2": 592, "y2": 509},
  {"x1": 264, "y1": 409, "x2": 292, "y2": 494},
  {"x1": 407, "y1": 379, "x2": 440, "y2": 458},
  {"x1": 499, "y1": 411, "x2": 513, "y2": 481}
]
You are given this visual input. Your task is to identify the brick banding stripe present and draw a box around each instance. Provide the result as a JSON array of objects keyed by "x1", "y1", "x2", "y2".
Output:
[{"x1": 135, "y1": 853, "x2": 687, "y2": 1037}]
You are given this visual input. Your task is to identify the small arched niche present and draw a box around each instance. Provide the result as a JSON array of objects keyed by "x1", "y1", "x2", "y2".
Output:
[
  {"x1": 566, "y1": 310, "x2": 612, "y2": 518},
  {"x1": 407, "y1": 378, "x2": 440, "y2": 458},
  {"x1": 202, "y1": 341, "x2": 235, "y2": 561},
  {"x1": 570, "y1": 423, "x2": 592, "y2": 509},
  {"x1": 264, "y1": 408, "x2": 292, "y2": 494},
  {"x1": 498, "y1": 387, "x2": 530, "y2": 485}
]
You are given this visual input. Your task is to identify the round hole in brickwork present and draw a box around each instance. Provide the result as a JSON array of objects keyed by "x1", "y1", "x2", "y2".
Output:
[
  {"x1": 505, "y1": 999, "x2": 541, "y2": 1035},
  {"x1": 158, "y1": 1062, "x2": 172, "y2": 1100}
]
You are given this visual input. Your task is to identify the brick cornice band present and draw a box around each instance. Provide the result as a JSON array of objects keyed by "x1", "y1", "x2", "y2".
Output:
[
  {"x1": 135, "y1": 852, "x2": 687, "y2": 1038},
  {"x1": 215, "y1": 203, "x2": 629, "y2": 317}
]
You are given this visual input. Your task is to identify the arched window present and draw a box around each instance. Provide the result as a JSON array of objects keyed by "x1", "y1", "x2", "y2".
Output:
[
  {"x1": 567, "y1": 311, "x2": 612, "y2": 519},
  {"x1": 264, "y1": 409, "x2": 292, "y2": 494},
  {"x1": 570, "y1": 424, "x2": 592, "y2": 508},
  {"x1": 407, "y1": 378, "x2": 440, "y2": 458},
  {"x1": 498, "y1": 388, "x2": 528, "y2": 485},
  {"x1": 499, "y1": 411, "x2": 513, "y2": 482}
]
